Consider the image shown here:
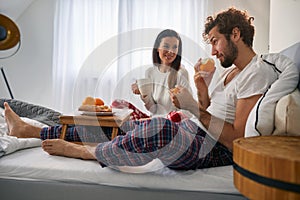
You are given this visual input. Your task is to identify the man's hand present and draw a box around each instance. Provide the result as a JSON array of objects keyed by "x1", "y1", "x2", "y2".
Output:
[
  {"x1": 194, "y1": 58, "x2": 216, "y2": 90},
  {"x1": 194, "y1": 58, "x2": 216, "y2": 109}
]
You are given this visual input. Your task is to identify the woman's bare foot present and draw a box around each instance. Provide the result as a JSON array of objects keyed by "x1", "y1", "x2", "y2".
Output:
[
  {"x1": 4, "y1": 102, "x2": 41, "y2": 138},
  {"x1": 42, "y1": 139, "x2": 96, "y2": 160}
]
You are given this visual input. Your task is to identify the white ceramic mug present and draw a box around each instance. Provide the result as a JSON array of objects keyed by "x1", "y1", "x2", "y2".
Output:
[{"x1": 136, "y1": 78, "x2": 153, "y2": 96}]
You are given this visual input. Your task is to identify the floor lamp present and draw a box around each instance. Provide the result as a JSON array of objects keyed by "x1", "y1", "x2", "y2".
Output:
[{"x1": 0, "y1": 14, "x2": 21, "y2": 99}]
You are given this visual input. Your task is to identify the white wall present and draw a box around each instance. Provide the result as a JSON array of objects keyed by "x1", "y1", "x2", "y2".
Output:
[
  {"x1": 0, "y1": 0, "x2": 55, "y2": 109},
  {"x1": 208, "y1": 0, "x2": 270, "y2": 55},
  {"x1": 269, "y1": 0, "x2": 300, "y2": 52},
  {"x1": 0, "y1": 0, "x2": 283, "y2": 110}
]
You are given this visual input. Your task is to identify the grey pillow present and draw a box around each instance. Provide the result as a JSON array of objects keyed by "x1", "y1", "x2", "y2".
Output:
[{"x1": 0, "y1": 98, "x2": 61, "y2": 126}]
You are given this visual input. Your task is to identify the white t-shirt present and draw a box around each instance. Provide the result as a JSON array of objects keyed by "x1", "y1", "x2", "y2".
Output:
[
  {"x1": 206, "y1": 55, "x2": 278, "y2": 124},
  {"x1": 145, "y1": 65, "x2": 191, "y2": 116}
]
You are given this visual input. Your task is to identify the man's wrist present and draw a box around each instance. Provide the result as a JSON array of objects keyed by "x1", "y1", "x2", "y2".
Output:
[
  {"x1": 197, "y1": 107, "x2": 211, "y2": 129},
  {"x1": 80, "y1": 146, "x2": 97, "y2": 160}
]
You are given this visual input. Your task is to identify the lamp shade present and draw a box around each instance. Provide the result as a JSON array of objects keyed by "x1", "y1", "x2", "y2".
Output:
[{"x1": 0, "y1": 14, "x2": 20, "y2": 50}]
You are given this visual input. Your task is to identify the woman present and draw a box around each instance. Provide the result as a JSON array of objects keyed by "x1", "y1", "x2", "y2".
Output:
[{"x1": 130, "y1": 29, "x2": 191, "y2": 117}]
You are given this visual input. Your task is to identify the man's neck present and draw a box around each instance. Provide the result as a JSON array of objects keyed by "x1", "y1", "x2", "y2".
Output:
[{"x1": 234, "y1": 45, "x2": 256, "y2": 70}]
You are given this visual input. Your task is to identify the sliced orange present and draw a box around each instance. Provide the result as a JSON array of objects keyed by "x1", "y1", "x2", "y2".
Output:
[{"x1": 95, "y1": 98, "x2": 104, "y2": 106}]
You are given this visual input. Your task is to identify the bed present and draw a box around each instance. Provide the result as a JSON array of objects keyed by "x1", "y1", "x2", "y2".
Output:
[
  {"x1": 0, "y1": 147, "x2": 244, "y2": 200},
  {"x1": 1, "y1": 42, "x2": 299, "y2": 200},
  {"x1": 0, "y1": 99, "x2": 245, "y2": 200}
]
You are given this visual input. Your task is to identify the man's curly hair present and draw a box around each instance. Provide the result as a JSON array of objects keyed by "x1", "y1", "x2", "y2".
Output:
[{"x1": 203, "y1": 8, "x2": 255, "y2": 47}]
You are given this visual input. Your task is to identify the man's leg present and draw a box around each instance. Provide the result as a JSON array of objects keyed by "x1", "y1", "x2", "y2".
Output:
[
  {"x1": 4, "y1": 102, "x2": 42, "y2": 138},
  {"x1": 4, "y1": 102, "x2": 99, "y2": 160},
  {"x1": 42, "y1": 139, "x2": 97, "y2": 160},
  {"x1": 95, "y1": 117, "x2": 202, "y2": 169}
]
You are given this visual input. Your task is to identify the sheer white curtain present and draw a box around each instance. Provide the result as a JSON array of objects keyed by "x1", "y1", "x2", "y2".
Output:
[{"x1": 52, "y1": 0, "x2": 209, "y2": 114}]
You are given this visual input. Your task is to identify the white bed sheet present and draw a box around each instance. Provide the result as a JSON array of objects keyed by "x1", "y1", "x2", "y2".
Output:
[{"x1": 0, "y1": 147, "x2": 239, "y2": 194}]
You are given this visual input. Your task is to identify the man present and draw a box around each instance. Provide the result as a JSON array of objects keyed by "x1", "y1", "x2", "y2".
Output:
[{"x1": 4, "y1": 8, "x2": 284, "y2": 170}]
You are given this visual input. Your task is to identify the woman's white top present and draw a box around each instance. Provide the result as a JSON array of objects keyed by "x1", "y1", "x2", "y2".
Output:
[{"x1": 145, "y1": 65, "x2": 191, "y2": 116}]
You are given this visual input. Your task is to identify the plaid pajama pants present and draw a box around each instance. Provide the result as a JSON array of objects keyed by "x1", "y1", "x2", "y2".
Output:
[{"x1": 40, "y1": 117, "x2": 233, "y2": 170}]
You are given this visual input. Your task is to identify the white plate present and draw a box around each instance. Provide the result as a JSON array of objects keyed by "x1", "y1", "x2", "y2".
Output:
[{"x1": 80, "y1": 111, "x2": 115, "y2": 116}]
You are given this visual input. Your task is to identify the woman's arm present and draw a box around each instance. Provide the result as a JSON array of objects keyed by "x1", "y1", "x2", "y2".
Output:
[{"x1": 141, "y1": 94, "x2": 157, "y2": 113}]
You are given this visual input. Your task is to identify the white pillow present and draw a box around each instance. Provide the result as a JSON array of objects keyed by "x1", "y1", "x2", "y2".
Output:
[
  {"x1": 280, "y1": 42, "x2": 300, "y2": 90},
  {"x1": 20, "y1": 117, "x2": 49, "y2": 129},
  {"x1": 245, "y1": 53, "x2": 299, "y2": 137},
  {"x1": 0, "y1": 107, "x2": 7, "y2": 136},
  {"x1": 244, "y1": 102, "x2": 260, "y2": 137},
  {"x1": 273, "y1": 89, "x2": 300, "y2": 136}
]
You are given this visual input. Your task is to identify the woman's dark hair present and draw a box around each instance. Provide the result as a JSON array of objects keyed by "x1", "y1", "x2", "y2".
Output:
[
  {"x1": 203, "y1": 8, "x2": 255, "y2": 47},
  {"x1": 152, "y1": 29, "x2": 182, "y2": 89}
]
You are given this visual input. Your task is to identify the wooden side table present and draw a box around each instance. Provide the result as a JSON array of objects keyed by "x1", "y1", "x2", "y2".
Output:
[
  {"x1": 233, "y1": 136, "x2": 300, "y2": 200},
  {"x1": 59, "y1": 112, "x2": 131, "y2": 140}
]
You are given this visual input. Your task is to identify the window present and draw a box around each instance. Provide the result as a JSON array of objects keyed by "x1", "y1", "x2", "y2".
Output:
[{"x1": 53, "y1": 0, "x2": 209, "y2": 113}]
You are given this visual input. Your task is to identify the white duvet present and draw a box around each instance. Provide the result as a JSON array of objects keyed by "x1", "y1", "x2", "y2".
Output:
[{"x1": 0, "y1": 108, "x2": 46, "y2": 157}]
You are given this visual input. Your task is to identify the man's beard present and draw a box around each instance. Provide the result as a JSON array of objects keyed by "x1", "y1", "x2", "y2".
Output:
[{"x1": 221, "y1": 39, "x2": 238, "y2": 68}]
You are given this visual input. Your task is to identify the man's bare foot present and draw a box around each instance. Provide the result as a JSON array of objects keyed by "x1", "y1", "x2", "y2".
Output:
[
  {"x1": 42, "y1": 139, "x2": 96, "y2": 160},
  {"x1": 4, "y1": 102, "x2": 41, "y2": 138}
]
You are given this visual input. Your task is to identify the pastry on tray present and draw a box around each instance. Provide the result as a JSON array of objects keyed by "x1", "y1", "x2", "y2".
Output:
[{"x1": 79, "y1": 96, "x2": 112, "y2": 112}]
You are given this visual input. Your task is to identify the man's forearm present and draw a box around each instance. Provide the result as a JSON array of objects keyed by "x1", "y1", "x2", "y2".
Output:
[
  {"x1": 195, "y1": 105, "x2": 237, "y2": 151},
  {"x1": 197, "y1": 89, "x2": 210, "y2": 109}
]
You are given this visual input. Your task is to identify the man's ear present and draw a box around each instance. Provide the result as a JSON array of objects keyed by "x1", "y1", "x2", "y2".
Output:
[{"x1": 231, "y1": 27, "x2": 241, "y2": 41}]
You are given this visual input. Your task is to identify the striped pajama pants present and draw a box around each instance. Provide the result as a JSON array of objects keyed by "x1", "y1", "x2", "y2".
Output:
[{"x1": 40, "y1": 117, "x2": 233, "y2": 170}]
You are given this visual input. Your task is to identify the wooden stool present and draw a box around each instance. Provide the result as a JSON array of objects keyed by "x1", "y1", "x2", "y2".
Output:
[{"x1": 233, "y1": 136, "x2": 300, "y2": 200}]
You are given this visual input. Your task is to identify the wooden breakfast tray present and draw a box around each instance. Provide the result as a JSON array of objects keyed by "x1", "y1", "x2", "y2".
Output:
[
  {"x1": 59, "y1": 110, "x2": 131, "y2": 141},
  {"x1": 233, "y1": 136, "x2": 300, "y2": 200}
]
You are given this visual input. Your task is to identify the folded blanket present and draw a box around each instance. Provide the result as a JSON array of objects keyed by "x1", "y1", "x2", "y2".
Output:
[
  {"x1": 0, "y1": 107, "x2": 6, "y2": 136},
  {"x1": 0, "y1": 108, "x2": 46, "y2": 157},
  {"x1": 0, "y1": 136, "x2": 42, "y2": 157},
  {"x1": 117, "y1": 158, "x2": 168, "y2": 174}
]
